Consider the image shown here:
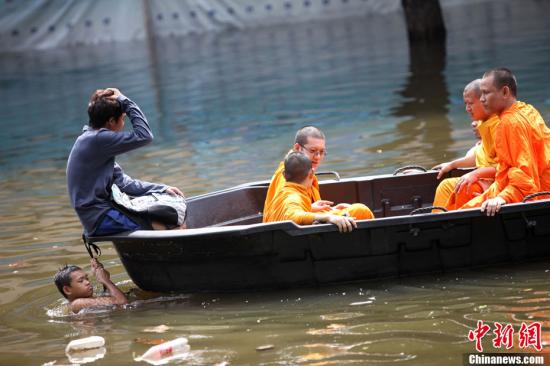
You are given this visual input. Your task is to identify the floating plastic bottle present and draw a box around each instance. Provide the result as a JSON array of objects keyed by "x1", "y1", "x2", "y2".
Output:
[{"x1": 134, "y1": 337, "x2": 190, "y2": 365}]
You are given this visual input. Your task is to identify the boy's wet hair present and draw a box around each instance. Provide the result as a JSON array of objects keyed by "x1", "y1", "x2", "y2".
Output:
[
  {"x1": 283, "y1": 152, "x2": 312, "y2": 183},
  {"x1": 87, "y1": 89, "x2": 123, "y2": 129},
  {"x1": 54, "y1": 265, "x2": 82, "y2": 299}
]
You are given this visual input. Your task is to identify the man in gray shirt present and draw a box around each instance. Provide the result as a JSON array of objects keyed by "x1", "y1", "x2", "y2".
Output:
[{"x1": 67, "y1": 88, "x2": 184, "y2": 236}]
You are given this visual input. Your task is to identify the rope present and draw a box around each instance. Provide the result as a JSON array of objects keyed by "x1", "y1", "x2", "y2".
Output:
[
  {"x1": 393, "y1": 165, "x2": 428, "y2": 176},
  {"x1": 410, "y1": 206, "x2": 447, "y2": 215},
  {"x1": 82, "y1": 234, "x2": 101, "y2": 258},
  {"x1": 522, "y1": 191, "x2": 550, "y2": 203}
]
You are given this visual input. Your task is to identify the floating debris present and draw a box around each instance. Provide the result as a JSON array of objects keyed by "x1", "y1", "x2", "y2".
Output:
[
  {"x1": 134, "y1": 338, "x2": 167, "y2": 346},
  {"x1": 256, "y1": 344, "x2": 274, "y2": 351},
  {"x1": 134, "y1": 337, "x2": 190, "y2": 365},
  {"x1": 65, "y1": 336, "x2": 105, "y2": 352},
  {"x1": 143, "y1": 324, "x2": 171, "y2": 333}
]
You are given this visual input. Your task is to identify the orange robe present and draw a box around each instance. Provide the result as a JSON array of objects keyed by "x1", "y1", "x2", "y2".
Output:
[
  {"x1": 263, "y1": 182, "x2": 319, "y2": 225},
  {"x1": 263, "y1": 182, "x2": 374, "y2": 224},
  {"x1": 263, "y1": 161, "x2": 320, "y2": 218},
  {"x1": 263, "y1": 162, "x2": 374, "y2": 221},
  {"x1": 433, "y1": 114, "x2": 499, "y2": 210},
  {"x1": 462, "y1": 101, "x2": 550, "y2": 208}
]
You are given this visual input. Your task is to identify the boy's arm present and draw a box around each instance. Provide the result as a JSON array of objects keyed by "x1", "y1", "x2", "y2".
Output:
[
  {"x1": 70, "y1": 260, "x2": 128, "y2": 314},
  {"x1": 433, "y1": 154, "x2": 477, "y2": 180},
  {"x1": 95, "y1": 89, "x2": 154, "y2": 156},
  {"x1": 92, "y1": 259, "x2": 128, "y2": 305},
  {"x1": 70, "y1": 295, "x2": 128, "y2": 314},
  {"x1": 112, "y1": 163, "x2": 167, "y2": 196}
]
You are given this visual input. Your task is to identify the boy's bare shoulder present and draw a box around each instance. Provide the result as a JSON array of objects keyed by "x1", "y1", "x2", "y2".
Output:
[{"x1": 70, "y1": 296, "x2": 122, "y2": 313}]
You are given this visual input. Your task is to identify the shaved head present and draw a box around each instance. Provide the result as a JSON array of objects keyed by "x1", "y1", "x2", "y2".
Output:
[
  {"x1": 295, "y1": 126, "x2": 325, "y2": 146},
  {"x1": 283, "y1": 152, "x2": 312, "y2": 183},
  {"x1": 483, "y1": 67, "x2": 517, "y2": 97},
  {"x1": 464, "y1": 79, "x2": 482, "y2": 98}
]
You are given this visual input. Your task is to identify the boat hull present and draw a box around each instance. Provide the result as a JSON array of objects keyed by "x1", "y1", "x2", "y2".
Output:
[{"x1": 100, "y1": 200, "x2": 550, "y2": 292}]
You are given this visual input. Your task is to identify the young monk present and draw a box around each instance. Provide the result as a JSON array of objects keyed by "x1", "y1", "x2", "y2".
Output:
[
  {"x1": 263, "y1": 152, "x2": 359, "y2": 232},
  {"x1": 54, "y1": 258, "x2": 128, "y2": 313},
  {"x1": 432, "y1": 79, "x2": 499, "y2": 210},
  {"x1": 263, "y1": 126, "x2": 374, "y2": 220},
  {"x1": 461, "y1": 68, "x2": 550, "y2": 216}
]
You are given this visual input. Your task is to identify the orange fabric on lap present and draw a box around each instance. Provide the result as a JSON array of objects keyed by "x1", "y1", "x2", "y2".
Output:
[{"x1": 331, "y1": 203, "x2": 374, "y2": 220}]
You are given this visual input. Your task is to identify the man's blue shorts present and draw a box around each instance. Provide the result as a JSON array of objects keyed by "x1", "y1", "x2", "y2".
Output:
[{"x1": 93, "y1": 208, "x2": 141, "y2": 236}]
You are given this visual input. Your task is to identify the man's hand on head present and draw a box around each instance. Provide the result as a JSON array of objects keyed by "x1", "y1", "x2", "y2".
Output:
[{"x1": 97, "y1": 88, "x2": 121, "y2": 99}]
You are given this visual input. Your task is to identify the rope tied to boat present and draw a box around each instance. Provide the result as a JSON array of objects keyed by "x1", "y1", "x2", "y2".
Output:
[
  {"x1": 522, "y1": 191, "x2": 550, "y2": 203},
  {"x1": 410, "y1": 206, "x2": 448, "y2": 215},
  {"x1": 82, "y1": 234, "x2": 101, "y2": 258},
  {"x1": 393, "y1": 165, "x2": 427, "y2": 176}
]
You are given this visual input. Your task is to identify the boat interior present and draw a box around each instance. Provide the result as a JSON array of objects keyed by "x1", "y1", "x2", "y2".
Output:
[{"x1": 185, "y1": 169, "x2": 468, "y2": 229}]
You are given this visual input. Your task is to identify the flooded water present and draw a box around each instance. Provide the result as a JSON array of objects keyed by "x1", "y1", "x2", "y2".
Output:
[{"x1": 1, "y1": 0, "x2": 550, "y2": 364}]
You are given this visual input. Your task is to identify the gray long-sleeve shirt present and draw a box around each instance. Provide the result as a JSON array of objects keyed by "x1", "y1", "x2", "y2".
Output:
[{"x1": 66, "y1": 95, "x2": 167, "y2": 234}]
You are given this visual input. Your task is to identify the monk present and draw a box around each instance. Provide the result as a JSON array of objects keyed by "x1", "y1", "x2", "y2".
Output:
[
  {"x1": 461, "y1": 67, "x2": 550, "y2": 216},
  {"x1": 263, "y1": 126, "x2": 374, "y2": 221},
  {"x1": 432, "y1": 79, "x2": 499, "y2": 210},
  {"x1": 263, "y1": 152, "x2": 358, "y2": 232}
]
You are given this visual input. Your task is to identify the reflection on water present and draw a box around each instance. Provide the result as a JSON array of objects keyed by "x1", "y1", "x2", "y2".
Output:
[{"x1": 1, "y1": 0, "x2": 550, "y2": 364}]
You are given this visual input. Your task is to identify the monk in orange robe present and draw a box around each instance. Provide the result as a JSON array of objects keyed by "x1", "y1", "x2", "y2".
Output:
[
  {"x1": 461, "y1": 68, "x2": 550, "y2": 216},
  {"x1": 263, "y1": 152, "x2": 359, "y2": 232},
  {"x1": 263, "y1": 126, "x2": 374, "y2": 220},
  {"x1": 432, "y1": 79, "x2": 499, "y2": 210}
]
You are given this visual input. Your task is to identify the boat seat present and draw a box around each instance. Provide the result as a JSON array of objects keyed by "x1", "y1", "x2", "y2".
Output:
[{"x1": 185, "y1": 186, "x2": 267, "y2": 228}]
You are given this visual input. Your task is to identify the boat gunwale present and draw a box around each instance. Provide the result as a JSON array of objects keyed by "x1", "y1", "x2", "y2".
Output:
[{"x1": 89, "y1": 198, "x2": 550, "y2": 242}]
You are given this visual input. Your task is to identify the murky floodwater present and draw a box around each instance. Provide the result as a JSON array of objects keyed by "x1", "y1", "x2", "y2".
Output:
[{"x1": 1, "y1": 0, "x2": 550, "y2": 365}]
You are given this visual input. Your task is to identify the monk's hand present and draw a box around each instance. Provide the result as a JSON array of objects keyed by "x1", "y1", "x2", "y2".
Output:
[
  {"x1": 165, "y1": 186, "x2": 185, "y2": 197},
  {"x1": 481, "y1": 197, "x2": 506, "y2": 217},
  {"x1": 311, "y1": 200, "x2": 333, "y2": 212},
  {"x1": 327, "y1": 215, "x2": 356, "y2": 233},
  {"x1": 432, "y1": 162, "x2": 454, "y2": 180},
  {"x1": 334, "y1": 203, "x2": 351, "y2": 210},
  {"x1": 455, "y1": 172, "x2": 478, "y2": 193}
]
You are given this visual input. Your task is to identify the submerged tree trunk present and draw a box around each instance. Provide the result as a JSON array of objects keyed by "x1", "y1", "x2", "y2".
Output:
[{"x1": 401, "y1": 0, "x2": 446, "y2": 43}]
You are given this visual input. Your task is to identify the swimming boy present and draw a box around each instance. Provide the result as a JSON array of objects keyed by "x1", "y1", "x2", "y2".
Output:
[
  {"x1": 54, "y1": 258, "x2": 128, "y2": 313},
  {"x1": 66, "y1": 88, "x2": 185, "y2": 236},
  {"x1": 263, "y1": 152, "x2": 358, "y2": 232}
]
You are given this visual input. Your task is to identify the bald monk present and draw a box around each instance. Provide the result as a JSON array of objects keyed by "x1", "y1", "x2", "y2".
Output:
[
  {"x1": 263, "y1": 126, "x2": 374, "y2": 220},
  {"x1": 461, "y1": 67, "x2": 550, "y2": 216},
  {"x1": 432, "y1": 79, "x2": 499, "y2": 210},
  {"x1": 263, "y1": 152, "x2": 359, "y2": 232}
]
